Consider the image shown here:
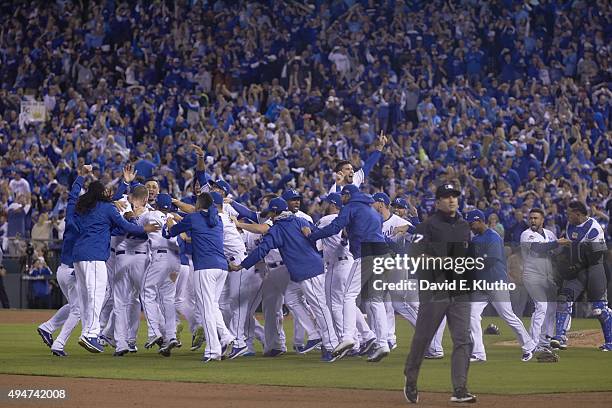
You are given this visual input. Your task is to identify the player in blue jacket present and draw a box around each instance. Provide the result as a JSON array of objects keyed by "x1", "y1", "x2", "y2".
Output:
[
  {"x1": 72, "y1": 178, "x2": 159, "y2": 354},
  {"x1": 164, "y1": 192, "x2": 233, "y2": 362},
  {"x1": 229, "y1": 198, "x2": 341, "y2": 362},
  {"x1": 307, "y1": 184, "x2": 390, "y2": 362}
]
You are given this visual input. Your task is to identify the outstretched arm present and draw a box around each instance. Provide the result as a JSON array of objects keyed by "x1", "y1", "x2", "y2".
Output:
[
  {"x1": 308, "y1": 207, "x2": 350, "y2": 241},
  {"x1": 240, "y1": 232, "x2": 278, "y2": 270}
]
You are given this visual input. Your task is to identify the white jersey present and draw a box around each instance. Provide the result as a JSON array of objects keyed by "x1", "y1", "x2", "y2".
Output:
[
  {"x1": 116, "y1": 209, "x2": 150, "y2": 252},
  {"x1": 328, "y1": 169, "x2": 365, "y2": 195},
  {"x1": 382, "y1": 213, "x2": 411, "y2": 243},
  {"x1": 220, "y1": 212, "x2": 247, "y2": 258},
  {"x1": 520, "y1": 227, "x2": 557, "y2": 276},
  {"x1": 317, "y1": 214, "x2": 351, "y2": 261},
  {"x1": 295, "y1": 210, "x2": 313, "y2": 223},
  {"x1": 223, "y1": 203, "x2": 239, "y2": 218},
  {"x1": 140, "y1": 210, "x2": 178, "y2": 251}
]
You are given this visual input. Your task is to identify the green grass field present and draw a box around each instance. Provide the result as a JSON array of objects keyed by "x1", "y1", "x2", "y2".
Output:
[{"x1": 1, "y1": 316, "x2": 610, "y2": 394}]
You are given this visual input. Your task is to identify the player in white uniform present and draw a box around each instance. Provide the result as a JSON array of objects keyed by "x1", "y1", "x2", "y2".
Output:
[
  {"x1": 316, "y1": 193, "x2": 376, "y2": 355},
  {"x1": 140, "y1": 193, "x2": 182, "y2": 357},
  {"x1": 373, "y1": 193, "x2": 446, "y2": 358},
  {"x1": 112, "y1": 185, "x2": 152, "y2": 356},
  {"x1": 520, "y1": 208, "x2": 559, "y2": 353},
  {"x1": 551, "y1": 201, "x2": 611, "y2": 351}
]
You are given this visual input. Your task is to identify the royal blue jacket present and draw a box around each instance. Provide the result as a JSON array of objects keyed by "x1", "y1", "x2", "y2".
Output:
[
  {"x1": 73, "y1": 202, "x2": 146, "y2": 262},
  {"x1": 60, "y1": 175, "x2": 83, "y2": 268},
  {"x1": 309, "y1": 192, "x2": 385, "y2": 259},
  {"x1": 472, "y1": 228, "x2": 507, "y2": 283},
  {"x1": 165, "y1": 209, "x2": 227, "y2": 271},
  {"x1": 242, "y1": 214, "x2": 324, "y2": 282}
]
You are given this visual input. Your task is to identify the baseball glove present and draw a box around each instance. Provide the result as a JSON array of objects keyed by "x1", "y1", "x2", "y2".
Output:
[
  {"x1": 484, "y1": 323, "x2": 501, "y2": 335},
  {"x1": 535, "y1": 348, "x2": 560, "y2": 363}
]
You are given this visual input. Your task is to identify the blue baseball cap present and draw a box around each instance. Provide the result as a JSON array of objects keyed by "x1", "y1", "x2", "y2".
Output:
[
  {"x1": 210, "y1": 179, "x2": 232, "y2": 196},
  {"x1": 267, "y1": 197, "x2": 288, "y2": 213},
  {"x1": 282, "y1": 189, "x2": 302, "y2": 201},
  {"x1": 341, "y1": 184, "x2": 359, "y2": 196},
  {"x1": 392, "y1": 197, "x2": 409, "y2": 209},
  {"x1": 210, "y1": 191, "x2": 223, "y2": 205},
  {"x1": 323, "y1": 193, "x2": 343, "y2": 208},
  {"x1": 156, "y1": 193, "x2": 175, "y2": 211},
  {"x1": 372, "y1": 192, "x2": 390, "y2": 205},
  {"x1": 466, "y1": 209, "x2": 486, "y2": 224}
]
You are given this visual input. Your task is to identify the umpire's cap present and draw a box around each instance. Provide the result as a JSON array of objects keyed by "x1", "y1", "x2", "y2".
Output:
[{"x1": 436, "y1": 183, "x2": 461, "y2": 199}]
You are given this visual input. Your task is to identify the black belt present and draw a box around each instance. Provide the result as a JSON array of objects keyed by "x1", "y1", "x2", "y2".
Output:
[
  {"x1": 111, "y1": 248, "x2": 116, "y2": 253},
  {"x1": 116, "y1": 250, "x2": 147, "y2": 255},
  {"x1": 229, "y1": 252, "x2": 248, "y2": 262},
  {"x1": 267, "y1": 261, "x2": 284, "y2": 268},
  {"x1": 156, "y1": 250, "x2": 167, "y2": 253},
  {"x1": 338, "y1": 256, "x2": 349, "y2": 261}
]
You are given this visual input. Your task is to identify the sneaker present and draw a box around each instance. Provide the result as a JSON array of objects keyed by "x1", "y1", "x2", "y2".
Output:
[
  {"x1": 388, "y1": 340, "x2": 398, "y2": 351},
  {"x1": 51, "y1": 349, "x2": 67, "y2": 357},
  {"x1": 403, "y1": 377, "x2": 418, "y2": 404},
  {"x1": 358, "y1": 338, "x2": 376, "y2": 356},
  {"x1": 332, "y1": 340, "x2": 354, "y2": 357},
  {"x1": 78, "y1": 336, "x2": 104, "y2": 353},
  {"x1": 470, "y1": 355, "x2": 486, "y2": 363},
  {"x1": 550, "y1": 336, "x2": 567, "y2": 350},
  {"x1": 144, "y1": 335, "x2": 163, "y2": 349},
  {"x1": 159, "y1": 338, "x2": 179, "y2": 357},
  {"x1": 191, "y1": 327, "x2": 205, "y2": 351},
  {"x1": 598, "y1": 343, "x2": 612, "y2": 351},
  {"x1": 99, "y1": 334, "x2": 116, "y2": 348},
  {"x1": 263, "y1": 349, "x2": 286, "y2": 357},
  {"x1": 225, "y1": 345, "x2": 249, "y2": 360},
  {"x1": 450, "y1": 388, "x2": 477, "y2": 403},
  {"x1": 201, "y1": 356, "x2": 221, "y2": 363},
  {"x1": 221, "y1": 340, "x2": 235, "y2": 359},
  {"x1": 424, "y1": 351, "x2": 444, "y2": 359},
  {"x1": 37, "y1": 327, "x2": 53, "y2": 348},
  {"x1": 113, "y1": 349, "x2": 129, "y2": 357},
  {"x1": 127, "y1": 341, "x2": 138, "y2": 353},
  {"x1": 366, "y1": 346, "x2": 390, "y2": 363},
  {"x1": 521, "y1": 350, "x2": 534, "y2": 362}
]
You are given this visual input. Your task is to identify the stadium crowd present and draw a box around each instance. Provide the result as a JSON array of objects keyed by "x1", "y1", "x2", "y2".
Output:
[{"x1": 0, "y1": 0, "x2": 610, "y2": 267}]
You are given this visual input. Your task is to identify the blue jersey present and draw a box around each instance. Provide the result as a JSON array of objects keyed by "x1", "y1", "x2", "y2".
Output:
[
  {"x1": 242, "y1": 214, "x2": 324, "y2": 282},
  {"x1": 166, "y1": 210, "x2": 227, "y2": 271},
  {"x1": 472, "y1": 228, "x2": 507, "y2": 283},
  {"x1": 60, "y1": 175, "x2": 84, "y2": 268},
  {"x1": 73, "y1": 202, "x2": 146, "y2": 262}
]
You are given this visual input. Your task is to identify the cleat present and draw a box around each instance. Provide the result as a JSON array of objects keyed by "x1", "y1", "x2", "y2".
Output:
[
  {"x1": 37, "y1": 327, "x2": 53, "y2": 348},
  {"x1": 113, "y1": 349, "x2": 129, "y2": 357},
  {"x1": 346, "y1": 349, "x2": 360, "y2": 357},
  {"x1": 201, "y1": 356, "x2": 221, "y2": 363},
  {"x1": 521, "y1": 350, "x2": 534, "y2": 362},
  {"x1": 263, "y1": 349, "x2": 285, "y2": 357},
  {"x1": 450, "y1": 388, "x2": 477, "y2": 403},
  {"x1": 332, "y1": 340, "x2": 354, "y2": 357},
  {"x1": 78, "y1": 336, "x2": 104, "y2": 353},
  {"x1": 403, "y1": 377, "x2": 418, "y2": 403},
  {"x1": 599, "y1": 343, "x2": 612, "y2": 351},
  {"x1": 424, "y1": 351, "x2": 444, "y2": 359},
  {"x1": 358, "y1": 338, "x2": 376, "y2": 356},
  {"x1": 145, "y1": 335, "x2": 163, "y2": 349},
  {"x1": 321, "y1": 349, "x2": 340, "y2": 362},
  {"x1": 388, "y1": 340, "x2": 397, "y2": 351},
  {"x1": 51, "y1": 349, "x2": 67, "y2": 357},
  {"x1": 191, "y1": 327, "x2": 205, "y2": 351},
  {"x1": 221, "y1": 340, "x2": 235, "y2": 359},
  {"x1": 470, "y1": 355, "x2": 486, "y2": 363},
  {"x1": 299, "y1": 338, "x2": 322, "y2": 354},
  {"x1": 550, "y1": 336, "x2": 567, "y2": 350},
  {"x1": 99, "y1": 334, "x2": 116, "y2": 348},
  {"x1": 159, "y1": 338, "x2": 179, "y2": 357},
  {"x1": 128, "y1": 341, "x2": 138, "y2": 353},
  {"x1": 366, "y1": 346, "x2": 390, "y2": 363},
  {"x1": 226, "y1": 345, "x2": 249, "y2": 360}
]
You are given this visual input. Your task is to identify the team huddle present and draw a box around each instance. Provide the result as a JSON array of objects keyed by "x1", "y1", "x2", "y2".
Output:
[{"x1": 33, "y1": 138, "x2": 611, "y2": 369}]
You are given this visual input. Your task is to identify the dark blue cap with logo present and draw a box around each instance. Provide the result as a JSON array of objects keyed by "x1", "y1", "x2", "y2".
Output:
[
  {"x1": 324, "y1": 193, "x2": 343, "y2": 208},
  {"x1": 391, "y1": 197, "x2": 409, "y2": 209},
  {"x1": 156, "y1": 193, "x2": 175, "y2": 211},
  {"x1": 210, "y1": 191, "x2": 224, "y2": 205},
  {"x1": 267, "y1": 197, "x2": 288, "y2": 213},
  {"x1": 341, "y1": 184, "x2": 359, "y2": 196},
  {"x1": 210, "y1": 179, "x2": 232, "y2": 196},
  {"x1": 466, "y1": 209, "x2": 486, "y2": 224},
  {"x1": 281, "y1": 189, "x2": 302, "y2": 201},
  {"x1": 372, "y1": 192, "x2": 390, "y2": 205}
]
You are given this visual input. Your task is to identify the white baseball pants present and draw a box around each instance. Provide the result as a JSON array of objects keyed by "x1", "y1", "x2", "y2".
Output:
[{"x1": 74, "y1": 261, "x2": 108, "y2": 338}]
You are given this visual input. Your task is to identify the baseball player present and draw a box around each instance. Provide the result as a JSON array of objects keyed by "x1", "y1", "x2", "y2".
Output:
[
  {"x1": 328, "y1": 134, "x2": 386, "y2": 194},
  {"x1": 72, "y1": 179, "x2": 159, "y2": 353},
  {"x1": 165, "y1": 192, "x2": 233, "y2": 362},
  {"x1": 372, "y1": 192, "x2": 446, "y2": 358},
  {"x1": 229, "y1": 198, "x2": 341, "y2": 362},
  {"x1": 520, "y1": 208, "x2": 559, "y2": 353},
  {"x1": 37, "y1": 165, "x2": 90, "y2": 356},
  {"x1": 466, "y1": 210, "x2": 536, "y2": 362},
  {"x1": 316, "y1": 193, "x2": 376, "y2": 356},
  {"x1": 228, "y1": 194, "x2": 322, "y2": 356},
  {"x1": 307, "y1": 184, "x2": 391, "y2": 362},
  {"x1": 551, "y1": 201, "x2": 611, "y2": 351},
  {"x1": 139, "y1": 193, "x2": 182, "y2": 357}
]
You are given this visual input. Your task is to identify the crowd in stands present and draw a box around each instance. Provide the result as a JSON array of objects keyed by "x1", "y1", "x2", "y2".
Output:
[{"x1": 0, "y1": 0, "x2": 610, "y2": 267}]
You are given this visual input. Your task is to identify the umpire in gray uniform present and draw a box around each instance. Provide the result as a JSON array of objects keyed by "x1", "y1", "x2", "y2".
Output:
[{"x1": 403, "y1": 183, "x2": 475, "y2": 404}]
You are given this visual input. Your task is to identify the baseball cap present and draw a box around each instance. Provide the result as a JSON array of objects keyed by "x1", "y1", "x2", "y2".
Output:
[
  {"x1": 341, "y1": 184, "x2": 359, "y2": 196},
  {"x1": 372, "y1": 192, "x2": 390, "y2": 205},
  {"x1": 210, "y1": 179, "x2": 232, "y2": 196},
  {"x1": 210, "y1": 191, "x2": 223, "y2": 205},
  {"x1": 323, "y1": 193, "x2": 343, "y2": 208},
  {"x1": 466, "y1": 209, "x2": 486, "y2": 224},
  {"x1": 267, "y1": 197, "x2": 288, "y2": 213},
  {"x1": 156, "y1": 194, "x2": 175, "y2": 211},
  {"x1": 435, "y1": 183, "x2": 461, "y2": 199},
  {"x1": 282, "y1": 189, "x2": 302, "y2": 201},
  {"x1": 500, "y1": 191, "x2": 511, "y2": 198},
  {"x1": 391, "y1": 197, "x2": 409, "y2": 209}
]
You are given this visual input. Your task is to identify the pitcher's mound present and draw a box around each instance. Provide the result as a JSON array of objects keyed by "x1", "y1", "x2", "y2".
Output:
[{"x1": 497, "y1": 330, "x2": 603, "y2": 348}]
